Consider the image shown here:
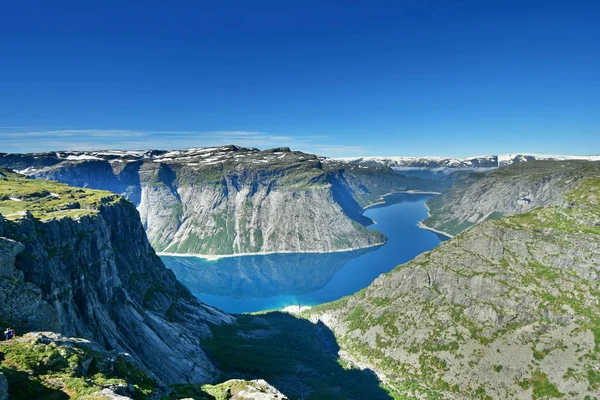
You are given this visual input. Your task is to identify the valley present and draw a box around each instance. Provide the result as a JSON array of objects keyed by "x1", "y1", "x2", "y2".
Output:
[
  {"x1": 1, "y1": 156, "x2": 600, "y2": 400},
  {"x1": 2, "y1": 3, "x2": 597, "y2": 399},
  {"x1": 162, "y1": 193, "x2": 444, "y2": 313}
]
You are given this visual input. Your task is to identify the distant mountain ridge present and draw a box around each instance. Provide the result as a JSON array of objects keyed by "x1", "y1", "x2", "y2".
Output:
[
  {"x1": 332, "y1": 153, "x2": 600, "y2": 169},
  {"x1": 422, "y1": 159, "x2": 600, "y2": 236}
]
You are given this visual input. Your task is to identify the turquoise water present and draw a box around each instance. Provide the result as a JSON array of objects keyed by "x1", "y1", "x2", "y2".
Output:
[{"x1": 161, "y1": 193, "x2": 444, "y2": 313}]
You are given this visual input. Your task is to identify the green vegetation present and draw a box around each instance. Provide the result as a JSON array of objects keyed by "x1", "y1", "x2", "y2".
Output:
[
  {"x1": 0, "y1": 334, "x2": 157, "y2": 400},
  {"x1": 518, "y1": 371, "x2": 565, "y2": 399},
  {"x1": 423, "y1": 160, "x2": 600, "y2": 236},
  {"x1": 0, "y1": 168, "x2": 118, "y2": 221},
  {"x1": 170, "y1": 379, "x2": 286, "y2": 400},
  {"x1": 421, "y1": 216, "x2": 473, "y2": 237}
]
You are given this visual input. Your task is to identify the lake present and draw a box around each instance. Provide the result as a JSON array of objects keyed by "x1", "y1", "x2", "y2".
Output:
[{"x1": 161, "y1": 193, "x2": 445, "y2": 313}]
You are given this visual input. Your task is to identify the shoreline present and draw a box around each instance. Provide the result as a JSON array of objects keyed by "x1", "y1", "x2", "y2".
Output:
[
  {"x1": 157, "y1": 240, "x2": 385, "y2": 260},
  {"x1": 420, "y1": 201, "x2": 454, "y2": 238},
  {"x1": 417, "y1": 221, "x2": 454, "y2": 238},
  {"x1": 362, "y1": 190, "x2": 441, "y2": 210},
  {"x1": 158, "y1": 190, "x2": 444, "y2": 260}
]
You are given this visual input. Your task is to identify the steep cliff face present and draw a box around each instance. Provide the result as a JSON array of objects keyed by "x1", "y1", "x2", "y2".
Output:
[
  {"x1": 306, "y1": 177, "x2": 600, "y2": 399},
  {"x1": 135, "y1": 147, "x2": 389, "y2": 254},
  {"x1": 147, "y1": 183, "x2": 386, "y2": 254},
  {"x1": 35, "y1": 159, "x2": 145, "y2": 205},
  {"x1": 422, "y1": 160, "x2": 600, "y2": 236},
  {"x1": 0, "y1": 216, "x2": 58, "y2": 332},
  {"x1": 0, "y1": 169, "x2": 233, "y2": 384},
  {"x1": 0, "y1": 146, "x2": 443, "y2": 255}
]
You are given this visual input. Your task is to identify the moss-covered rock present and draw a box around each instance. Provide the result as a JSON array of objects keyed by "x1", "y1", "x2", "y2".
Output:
[{"x1": 0, "y1": 332, "x2": 159, "y2": 400}]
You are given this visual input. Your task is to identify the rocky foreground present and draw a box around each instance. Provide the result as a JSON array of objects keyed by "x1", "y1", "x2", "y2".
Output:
[{"x1": 0, "y1": 332, "x2": 287, "y2": 399}]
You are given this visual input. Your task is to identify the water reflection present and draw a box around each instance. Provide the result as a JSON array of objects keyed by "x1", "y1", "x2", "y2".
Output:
[{"x1": 162, "y1": 246, "x2": 377, "y2": 298}]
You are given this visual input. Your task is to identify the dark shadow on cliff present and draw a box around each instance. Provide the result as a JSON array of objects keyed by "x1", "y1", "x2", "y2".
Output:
[
  {"x1": 202, "y1": 312, "x2": 393, "y2": 400},
  {"x1": 329, "y1": 174, "x2": 374, "y2": 226}
]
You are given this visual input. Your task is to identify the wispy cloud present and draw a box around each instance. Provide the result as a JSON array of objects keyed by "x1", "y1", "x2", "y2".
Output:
[{"x1": 0, "y1": 128, "x2": 365, "y2": 157}]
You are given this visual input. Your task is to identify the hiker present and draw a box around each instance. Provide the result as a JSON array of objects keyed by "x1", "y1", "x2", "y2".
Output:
[{"x1": 4, "y1": 327, "x2": 15, "y2": 340}]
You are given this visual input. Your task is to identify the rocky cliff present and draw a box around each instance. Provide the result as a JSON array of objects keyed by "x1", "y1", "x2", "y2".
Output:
[
  {"x1": 0, "y1": 146, "x2": 443, "y2": 255},
  {"x1": 422, "y1": 160, "x2": 600, "y2": 236},
  {"x1": 0, "y1": 168, "x2": 233, "y2": 385},
  {"x1": 0, "y1": 219, "x2": 58, "y2": 332},
  {"x1": 305, "y1": 176, "x2": 600, "y2": 399}
]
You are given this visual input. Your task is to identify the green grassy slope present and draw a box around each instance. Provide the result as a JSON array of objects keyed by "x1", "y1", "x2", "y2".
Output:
[{"x1": 0, "y1": 168, "x2": 118, "y2": 221}]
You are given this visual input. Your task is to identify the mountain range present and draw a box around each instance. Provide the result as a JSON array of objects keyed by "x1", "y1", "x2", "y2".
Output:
[
  {"x1": 333, "y1": 153, "x2": 600, "y2": 170},
  {"x1": 0, "y1": 146, "x2": 444, "y2": 256}
]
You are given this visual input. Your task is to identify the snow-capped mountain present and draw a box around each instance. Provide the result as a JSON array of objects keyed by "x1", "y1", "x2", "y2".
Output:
[{"x1": 331, "y1": 153, "x2": 600, "y2": 170}]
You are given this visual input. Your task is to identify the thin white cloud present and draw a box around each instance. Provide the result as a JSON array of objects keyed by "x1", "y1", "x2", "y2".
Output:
[
  {"x1": 0, "y1": 128, "x2": 365, "y2": 157},
  {"x1": 311, "y1": 144, "x2": 366, "y2": 157}
]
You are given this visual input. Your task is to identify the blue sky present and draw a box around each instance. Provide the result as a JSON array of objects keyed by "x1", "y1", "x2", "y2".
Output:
[{"x1": 1, "y1": 0, "x2": 599, "y2": 157}]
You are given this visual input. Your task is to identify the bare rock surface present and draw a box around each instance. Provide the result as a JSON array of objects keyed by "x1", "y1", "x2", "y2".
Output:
[
  {"x1": 0, "y1": 372, "x2": 7, "y2": 400},
  {"x1": 306, "y1": 174, "x2": 600, "y2": 399},
  {"x1": 423, "y1": 159, "x2": 600, "y2": 235}
]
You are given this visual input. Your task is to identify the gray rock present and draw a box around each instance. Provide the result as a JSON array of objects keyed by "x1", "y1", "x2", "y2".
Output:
[
  {"x1": 422, "y1": 160, "x2": 600, "y2": 236},
  {"x1": 0, "y1": 196, "x2": 234, "y2": 385},
  {"x1": 0, "y1": 233, "x2": 58, "y2": 331},
  {"x1": 217, "y1": 379, "x2": 288, "y2": 400},
  {"x1": 82, "y1": 388, "x2": 133, "y2": 399}
]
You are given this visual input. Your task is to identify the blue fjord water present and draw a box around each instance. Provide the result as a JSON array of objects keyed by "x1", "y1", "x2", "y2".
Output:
[{"x1": 161, "y1": 193, "x2": 445, "y2": 313}]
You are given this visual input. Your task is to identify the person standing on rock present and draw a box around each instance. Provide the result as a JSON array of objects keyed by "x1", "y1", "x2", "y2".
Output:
[{"x1": 3, "y1": 328, "x2": 15, "y2": 341}]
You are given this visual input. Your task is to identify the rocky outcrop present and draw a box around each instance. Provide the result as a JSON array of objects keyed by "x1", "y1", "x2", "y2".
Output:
[
  {"x1": 305, "y1": 177, "x2": 600, "y2": 399},
  {"x1": 1, "y1": 331, "x2": 158, "y2": 399},
  {"x1": 422, "y1": 159, "x2": 600, "y2": 236},
  {"x1": 207, "y1": 379, "x2": 288, "y2": 400},
  {"x1": 0, "y1": 146, "x2": 444, "y2": 256},
  {"x1": 0, "y1": 171, "x2": 234, "y2": 384},
  {"x1": 1, "y1": 331, "x2": 289, "y2": 400},
  {"x1": 0, "y1": 215, "x2": 58, "y2": 331}
]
